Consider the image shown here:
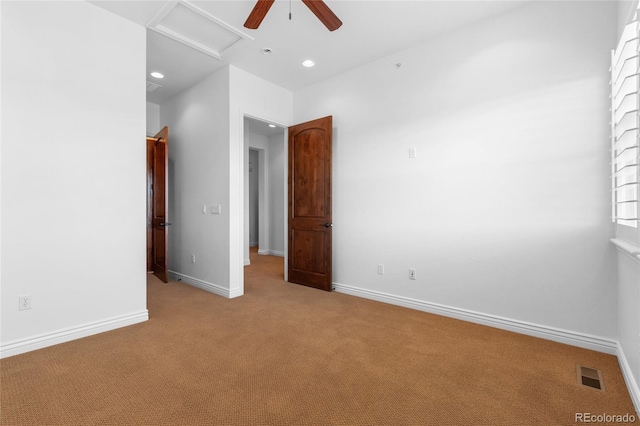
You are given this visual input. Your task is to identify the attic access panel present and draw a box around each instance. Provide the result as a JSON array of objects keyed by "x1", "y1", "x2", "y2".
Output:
[{"x1": 148, "y1": 1, "x2": 253, "y2": 60}]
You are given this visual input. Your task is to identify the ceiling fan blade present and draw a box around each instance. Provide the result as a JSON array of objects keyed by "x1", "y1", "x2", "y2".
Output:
[
  {"x1": 244, "y1": 0, "x2": 275, "y2": 29},
  {"x1": 301, "y1": 0, "x2": 342, "y2": 31}
]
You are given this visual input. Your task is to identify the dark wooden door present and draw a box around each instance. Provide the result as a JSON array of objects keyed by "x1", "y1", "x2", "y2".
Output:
[
  {"x1": 151, "y1": 126, "x2": 169, "y2": 283},
  {"x1": 146, "y1": 137, "x2": 155, "y2": 272},
  {"x1": 288, "y1": 116, "x2": 332, "y2": 291}
]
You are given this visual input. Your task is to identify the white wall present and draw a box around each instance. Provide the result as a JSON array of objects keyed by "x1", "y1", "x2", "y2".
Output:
[
  {"x1": 230, "y1": 66, "x2": 293, "y2": 295},
  {"x1": 147, "y1": 102, "x2": 160, "y2": 136},
  {"x1": 160, "y1": 66, "x2": 291, "y2": 298},
  {"x1": 1, "y1": 1, "x2": 148, "y2": 357},
  {"x1": 243, "y1": 124, "x2": 269, "y2": 264},
  {"x1": 243, "y1": 125, "x2": 286, "y2": 262},
  {"x1": 616, "y1": 251, "x2": 640, "y2": 411},
  {"x1": 268, "y1": 133, "x2": 286, "y2": 255},
  {"x1": 294, "y1": 1, "x2": 618, "y2": 350},
  {"x1": 614, "y1": 0, "x2": 640, "y2": 414},
  {"x1": 0, "y1": 0, "x2": 4, "y2": 352},
  {"x1": 160, "y1": 68, "x2": 231, "y2": 297},
  {"x1": 249, "y1": 148, "x2": 260, "y2": 246},
  {"x1": 619, "y1": 0, "x2": 639, "y2": 38}
]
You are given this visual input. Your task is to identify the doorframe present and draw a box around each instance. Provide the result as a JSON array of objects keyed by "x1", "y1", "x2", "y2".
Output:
[
  {"x1": 238, "y1": 112, "x2": 290, "y2": 296},
  {"x1": 247, "y1": 147, "x2": 263, "y2": 256},
  {"x1": 146, "y1": 127, "x2": 169, "y2": 283},
  {"x1": 245, "y1": 145, "x2": 269, "y2": 263}
]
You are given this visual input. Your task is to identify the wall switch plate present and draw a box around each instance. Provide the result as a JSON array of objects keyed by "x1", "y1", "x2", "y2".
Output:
[
  {"x1": 409, "y1": 147, "x2": 417, "y2": 158},
  {"x1": 19, "y1": 295, "x2": 32, "y2": 311},
  {"x1": 211, "y1": 205, "x2": 221, "y2": 214},
  {"x1": 191, "y1": 254, "x2": 196, "y2": 264},
  {"x1": 202, "y1": 205, "x2": 207, "y2": 214},
  {"x1": 377, "y1": 264, "x2": 384, "y2": 275},
  {"x1": 409, "y1": 269, "x2": 416, "y2": 280}
]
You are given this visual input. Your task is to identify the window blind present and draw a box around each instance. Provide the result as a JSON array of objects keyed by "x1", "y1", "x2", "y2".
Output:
[{"x1": 612, "y1": 15, "x2": 640, "y2": 228}]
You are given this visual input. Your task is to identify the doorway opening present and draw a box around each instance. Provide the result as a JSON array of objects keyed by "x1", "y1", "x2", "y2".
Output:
[
  {"x1": 248, "y1": 148, "x2": 260, "y2": 250},
  {"x1": 243, "y1": 116, "x2": 286, "y2": 284},
  {"x1": 146, "y1": 126, "x2": 169, "y2": 283}
]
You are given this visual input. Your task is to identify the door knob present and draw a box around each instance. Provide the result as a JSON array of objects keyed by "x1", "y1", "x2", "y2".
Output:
[
  {"x1": 320, "y1": 223, "x2": 332, "y2": 228},
  {"x1": 159, "y1": 222, "x2": 172, "y2": 227}
]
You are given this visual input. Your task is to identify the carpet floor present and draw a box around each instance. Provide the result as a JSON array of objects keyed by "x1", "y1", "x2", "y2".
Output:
[{"x1": 1, "y1": 249, "x2": 638, "y2": 425}]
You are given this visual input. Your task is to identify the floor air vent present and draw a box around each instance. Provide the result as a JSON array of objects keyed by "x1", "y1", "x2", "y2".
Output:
[{"x1": 577, "y1": 365, "x2": 605, "y2": 391}]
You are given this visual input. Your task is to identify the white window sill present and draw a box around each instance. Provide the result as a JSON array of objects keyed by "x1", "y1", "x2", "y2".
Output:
[{"x1": 611, "y1": 238, "x2": 640, "y2": 263}]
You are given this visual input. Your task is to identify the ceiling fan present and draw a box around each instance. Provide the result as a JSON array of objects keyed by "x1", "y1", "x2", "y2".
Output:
[{"x1": 244, "y1": 0, "x2": 342, "y2": 32}]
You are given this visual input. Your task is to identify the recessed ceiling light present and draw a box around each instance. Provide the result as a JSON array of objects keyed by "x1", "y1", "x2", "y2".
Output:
[
  {"x1": 150, "y1": 71, "x2": 164, "y2": 79},
  {"x1": 302, "y1": 59, "x2": 315, "y2": 68},
  {"x1": 269, "y1": 124, "x2": 276, "y2": 128}
]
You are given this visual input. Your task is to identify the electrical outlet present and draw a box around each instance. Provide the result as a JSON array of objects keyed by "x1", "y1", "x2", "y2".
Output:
[
  {"x1": 191, "y1": 254, "x2": 196, "y2": 264},
  {"x1": 19, "y1": 295, "x2": 32, "y2": 311},
  {"x1": 409, "y1": 269, "x2": 416, "y2": 280},
  {"x1": 377, "y1": 264, "x2": 384, "y2": 275}
]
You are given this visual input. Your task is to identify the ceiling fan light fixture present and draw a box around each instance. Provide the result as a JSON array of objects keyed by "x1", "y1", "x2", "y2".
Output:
[
  {"x1": 150, "y1": 71, "x2": 164, "y2": 79},
  {"x1": 302, "y1": 59, "x2": 315, "y2": 68},
  {"x1": 244, "y1": 0, "x2": 341, "y2": 31},
  {"x1": 261, "y1": 47, "x2": 273, "y2": 55}
]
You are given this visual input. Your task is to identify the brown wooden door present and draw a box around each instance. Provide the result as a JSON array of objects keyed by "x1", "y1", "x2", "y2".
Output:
[
  {"x1": 151, "y1": 126, "x2": 169, "y2": 283},
  {"x1": 146, "y1": 138, "x2": 155, "y2": 272},
  {"x1": 288, "y1": 116, "x2": 332, "y2": 291}
]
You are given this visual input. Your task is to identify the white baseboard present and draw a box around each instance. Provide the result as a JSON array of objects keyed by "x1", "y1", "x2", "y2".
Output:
[
  {"x1": 617, "y1": 342, "x2": 640, "y2": 417},
  {"x1": 0, "y1": 310, "x2": 148, "y2": 359},
  {"x1": 244, "y1": 258, "x2": 251, "y2": 266},
  {"x1": 333, "y1": 282, "x2": 618, "y2": 355},
  {"x1": 169, "y1": 270, "x2": 241, "y2": 299},
  {"x1": 257, "y1": 249, "x2": 284, "y2": 257}
]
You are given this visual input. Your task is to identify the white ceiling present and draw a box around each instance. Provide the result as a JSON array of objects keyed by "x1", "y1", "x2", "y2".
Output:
[
  {"x1": 246, "y1": 116, "x2": 285, "y2": 137},
  {"x1": 90, "y1": 0, "x2": 529, "y2": 105}
]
